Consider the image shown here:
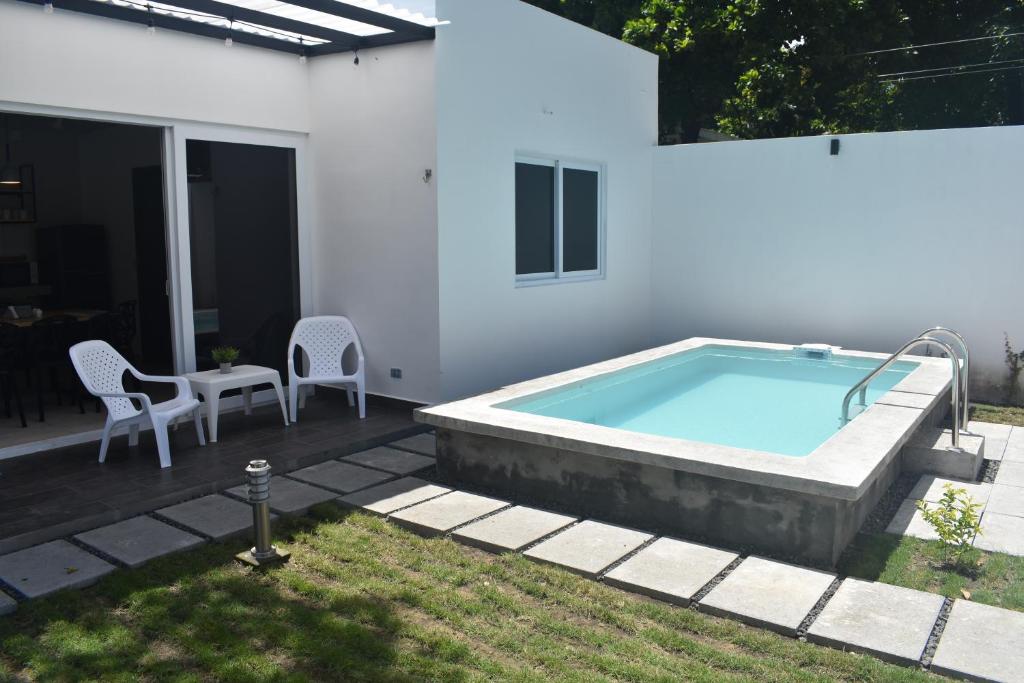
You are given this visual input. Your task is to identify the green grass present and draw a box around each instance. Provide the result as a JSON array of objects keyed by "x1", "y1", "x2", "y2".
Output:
[
  {"x1": 839, "y1": 533, "x2": 1024, "y2": 612},
  {"x1": 970, "y1": 402, "x2": 1024, "y2": 427},
  {"x1": 0, "y1": 506, "x2": 934, "y2": 682}
]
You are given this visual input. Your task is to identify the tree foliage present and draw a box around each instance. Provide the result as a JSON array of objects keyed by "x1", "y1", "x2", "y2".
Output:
[{"x1": 525, "y1": 0, "x2": 1024, "y2": 142}]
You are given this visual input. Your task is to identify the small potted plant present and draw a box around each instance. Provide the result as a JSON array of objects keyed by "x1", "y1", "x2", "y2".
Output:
[{"x1": 212, "y1": 346, "x2": 240, "y2": 374}]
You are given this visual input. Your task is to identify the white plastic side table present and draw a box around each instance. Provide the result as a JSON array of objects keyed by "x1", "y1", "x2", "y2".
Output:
[{"x1": 185, "y1": 365, "x2": 289, "y2": 443}]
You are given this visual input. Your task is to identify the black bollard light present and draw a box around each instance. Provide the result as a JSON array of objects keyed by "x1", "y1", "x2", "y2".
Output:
[{"x1": 235, "y1": 459, "x2": 290, "y2": 567}]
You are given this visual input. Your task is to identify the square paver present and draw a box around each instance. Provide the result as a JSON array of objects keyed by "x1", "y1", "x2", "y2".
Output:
[
  {"x1": 341, "y1": 447, "x2": 435, "y2": 475},
  {"x1": 699, "y1": 556, "x2": 835, "y2": 636},
  {"x1": 523, "y1": 520, "x2": 652, "y2": 579},
  {"x1": 0, "y1": 540, "x2": 115, "y2": 599},
  {"x1": 226, "y1": 476, "x2": 338, "y2": 516},
  {"x1": 604, "y1": 537, "x2": 738, "y2": 606},
  {"x1": 157, "y1": 494, "x2": 275, "y2": 541},
  {"x1": 1004, "y1": 426, "x2": 1024, "y2": 462},
  {"x1": 931, "y1": 599, "x2": 1024, "y2": 682},
  {"x1": 885, "y1": 499, "x2": 939, "y2": 541},
  {"x1": 985, "y1": 484, "x2": 1024, "y2": 518},
  {"x1": 289, "y1": 461, "x2": 394, "y2": 494},
  {"x1": 389, "y1": 491, "x2": 509, "y2": 536},
  {"x1": 993, "y1": 459, "x2": 1024, "y2": 487},
  {"x1": 453, "y1": 506, "x2": 577, "y2": 553},
  {"x1": 968, "y1": 421, "x2": 1012, "y2": 460},
  {"x1": 0, "y1": 591, "x2": 16, "y2": 616},
  {"x1": 975, "y1": 511, "x2": 1024, "y2": 556},
  {"x1": 75, "y1": 516, "x2": 205, "y2": 569},
  {"x1": 388, "y1": 432, "x2": 436, "y2": 456},
  {"x1": 909, "y1": 476, "x2": 992, "y2": 506},
  {"x1": 339, "y1": 477, "x2": 451, "y2": 515},
  {"x1": 807, "y1": 579, "x2": 944, "y2": 665}
]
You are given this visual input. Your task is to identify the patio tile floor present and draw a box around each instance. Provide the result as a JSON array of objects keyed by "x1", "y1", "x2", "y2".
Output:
[
  {"x1": 287, "y1": 460, "x2": 395, "y2": 493},
  {"x1": 156, "y1": 494, "x2": 274, "y2": 541},
  {"x1": 523, "y1": 520, "x2": 652, "y2": 579},
  {"x1": 387, "y1": 432, "x2": 436, "y2": 456},
  {"x1": 604, "y1": 537, "x2": 738, "y2": 606},
  {"x1": 452, "y1": 506, "x2": 577, "y2": 553},
  {"x1": 931, "y1": 599, "x2": 1024, "y2": 682},
  {"x1": 339, "y1": 477, "x2": 451, "y2": 515},
  {"x1": 225, "y1": 476, "x2": 338, "y2": 516},
  {"x1": 73, "y1": 516, "x2": 205, "y2": 569},
  {"x1": 389, "y1": 491, "x2": 509, "y2": 536},
  {"x1": 341, "y1": 446, "x2": 435, "y2": 476},
  {"x1": 0, "y1": 540, "x2": 115, "y2": 599}
]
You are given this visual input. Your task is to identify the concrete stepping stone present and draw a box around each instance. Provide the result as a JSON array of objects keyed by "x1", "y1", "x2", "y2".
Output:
[
  {"x1": 984, "y1": 484, "x2": 1024, "y2": 518},
  {"x1": 1004, "y1": 426, "x2": 1024, "y2": 462},
  {"x1": 339, "y1": 477, "x2": 451, "y2": 515},
  {"x1": 74, "y1": 516, "x2": 205, "y2": 569},
  {"x1": 388, "y1": 432, "x2": 436, "y2": 456},
  {"x1": 452, "y1": 506, "x2": 577, "y2": 553},
  {"x1": 523, "y1": 520, "x2": 652, "y2": 579},
  {"x1": 389, "y1": 491, "x2": 509, "y2": 536},
  {"x1": 604, "y1": 537, "x2": 738, "y2": 606},
  {"x1": 885, "y1": 499, "x2": 939, "y2": 541},
  {"x1": 0, "y1": 591, "x2": 16, "y2": 616},
  {"x1": 967, "y1": 421, "x2": 1012, "y2": 460},
  {"x1": 931, "y1": 599, "x2": 1024, "y2": 682},
  {"x1": 699, "y1": 556, "x2": 834, "y2": 636},
  {"x1": 289, "y1": 460, "x2": 394, "y2": 493},
  {"x1": 975, "y1": 511, "x2": 1024, "y2": 556},
  {"x1": 909, "y1": 475, "x2": 991, "y2": 506},
  {"x1": 993, "y1": 459, "x2": 1024, "y2": 487},
  {"x1": 341, "y1": 446, "x2": 435, "y2": 475},
  {"x1": 807, "y1": 578, "x2": 943, "y2": 665},
  {"x1": 157, "y1": 494, "x2": 275, "y2": 541},
  {"x1": 0, "y1": 540, "x2": 115, "y2": 599},
  {"x1": 226, "y1": 476, "x2": 338, "y2": 516}
]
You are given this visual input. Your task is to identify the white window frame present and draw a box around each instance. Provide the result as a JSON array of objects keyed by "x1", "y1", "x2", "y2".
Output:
[{"x1": 515, "y1": 154, "x2": 605, "y2": 286}]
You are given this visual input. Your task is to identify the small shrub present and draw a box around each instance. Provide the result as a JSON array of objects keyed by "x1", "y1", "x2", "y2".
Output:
[
  {"x1": 917, "y1": 483, "x2": 983, "y2": 571},
  {"x1": 211, "y1": 346, "x2": 240, "y2": 364},
  {"x1": 1006, "y1": 333, "x2": 1024, "y2": 405}
]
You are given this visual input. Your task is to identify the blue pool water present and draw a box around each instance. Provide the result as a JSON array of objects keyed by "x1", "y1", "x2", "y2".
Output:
[{"x1": 500, "y1": 346, "x2": 919, "y2": 457}]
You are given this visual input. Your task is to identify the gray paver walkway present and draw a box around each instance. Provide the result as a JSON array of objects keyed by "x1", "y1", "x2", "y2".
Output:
[
  {"x1": 885, "y1": 499, "x2": 939, "y2": 541},
  {"x1": 157, "y1": 494, "x2": 273, "y2": 541},
  {"x1": 1004, "y1": 426, "x2": 1024, "y2": 462},
  {"x1": 524, "y1": 520, "x2": 652, "y2": 578},
  {"x1": 288, "y1": 460, "x2": 394, "y2": 493},
  {"x1": 931, "y1": 599, "x2": 1024, "y2": 682},
  {"x1": 993, "y1": 459, "x2": 1024, "y2": 487},
  {"x1": 339, "y1": 477, "x2": 451, "y2": 515},
  {"x1": 975, "y1": 511, "x2": 1024, "y2": 556},
  {"x1": 0, "y1": 540, "x2": 115, "y2": 599},
  {"x1": 0, "y1": 591, "x2": 15, "y2": 616},
  {"x1": 389, "y1": 491, "x2": 508, "y2": 536},
  {"x1": 807, "y1": 579, "x2": 943, "y2": 665},
  {"x1": 985, "y1": 483, "x2": 1024, "y2": 518},
  {"x1": 967, "y1": 421, "x2": 1011, "y2": 460},
  {"x1": 388, "y1": 432, "x2": 436, "y2": 456},
  {"x1": 909, "y1": 476, "x2": 992, "y2": 505},
  {"x1": 74, "y1": 516, "x2": 205, "y2": 569},
  {"x1": 453, "y1": 506, "x2": 577, "y2": 553},
  {"x1": 604, "y1": 537, "x2": 738, "y2": 606},
  {"x1": 342, "y1": 446, "x2": 436, "y2": 475},
  {"x1": 226, "y1": 476, "x2": 338, "y2": 516},
  {"x1": 699, "y1": 556, "x2": 835, "y2": 636}
]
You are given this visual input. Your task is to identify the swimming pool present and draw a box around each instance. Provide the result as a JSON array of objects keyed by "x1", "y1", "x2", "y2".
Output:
[{"x1": 499, "y1": 346, "x2": 919, "y2": 457}]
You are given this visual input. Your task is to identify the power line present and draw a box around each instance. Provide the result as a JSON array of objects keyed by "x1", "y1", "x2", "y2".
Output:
[
  {"x1": 878, "y1": 57, "x2": 1024, "y2": 79},
  {"x1": 851, "y1": 31, "x2": 1024, "y2": 57},
  {"x1": 879, "y1": 63, "x2": 1024, "y2": 83}
]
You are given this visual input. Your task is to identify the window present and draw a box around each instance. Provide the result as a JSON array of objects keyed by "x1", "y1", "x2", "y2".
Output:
[{"x1": 515, "y1": 156, "x2": 603, "y2": 283}]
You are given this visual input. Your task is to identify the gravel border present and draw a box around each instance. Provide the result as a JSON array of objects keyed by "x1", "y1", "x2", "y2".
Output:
[
  {"x1": 860, "y1": 473, "x2": 919, "y2": 534},
  {"x1": 980, "y1": 459, "x2": 1001, "y2": 484},
  {"x1": 921, "y1": 597, "x2": 954, "y2": 667}
]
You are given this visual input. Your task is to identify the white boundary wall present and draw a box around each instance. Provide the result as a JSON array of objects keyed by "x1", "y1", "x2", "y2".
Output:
[{"x1": 651, "y1": 126, "x2": 1024, "y2": 402}]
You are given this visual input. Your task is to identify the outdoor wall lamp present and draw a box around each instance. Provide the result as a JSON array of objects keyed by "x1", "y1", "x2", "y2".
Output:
[{"x1": 830, "y1": 138, "x2": 840, "y2": 156}]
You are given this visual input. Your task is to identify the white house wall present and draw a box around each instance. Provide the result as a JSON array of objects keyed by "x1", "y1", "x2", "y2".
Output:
[
  {"x1": 651, "y1": 126, "x2": 1024, "y2": 402},
  {"x1": 434, "y1": 0, "x2": 659, "y2": 400}
]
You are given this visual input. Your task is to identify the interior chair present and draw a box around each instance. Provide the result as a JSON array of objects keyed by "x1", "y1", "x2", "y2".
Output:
[
  {"x1": 29, "y1": 314, "x2": 78, "y2": 422},
  {"x1": 287, "y1": 316, "x2": 366, "y2": 422},
  {"x1": 0, "y1": 322, "x2": 27, "y2": 428},
  {"x1": 69, "y1": 340, "x2": 205, "y2": 468}
]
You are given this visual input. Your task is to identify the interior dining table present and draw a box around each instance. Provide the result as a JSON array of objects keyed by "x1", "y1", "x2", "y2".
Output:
[{"x1": 3, "y1": 309, "x2": 107, "y2": 328}]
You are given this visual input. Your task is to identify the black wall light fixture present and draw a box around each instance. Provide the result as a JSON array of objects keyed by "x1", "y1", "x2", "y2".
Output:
[{"x1": 830, "y1": 138, "x2": 840, "y2": 156}]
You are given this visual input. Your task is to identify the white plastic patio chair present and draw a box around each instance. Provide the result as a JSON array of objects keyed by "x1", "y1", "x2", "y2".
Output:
[
  {"x1": 69, "y1": 340, "x2": 205, "y2": 468},
  {"x1": 287, "y1": 316, "x2": 366, "y2": 422}
]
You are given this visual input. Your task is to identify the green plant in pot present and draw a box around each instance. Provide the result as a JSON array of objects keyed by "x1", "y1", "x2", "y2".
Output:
[{"x1": 212, "y1": 346, "x2": 240, "y2": 374}]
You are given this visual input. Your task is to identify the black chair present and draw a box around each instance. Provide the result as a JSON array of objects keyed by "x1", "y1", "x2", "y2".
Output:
[
  {"x1": 0, "y1": 322, "x2": 27, "y2": 428},
  {"x1": 29, "y1": 315, "x2": 79, "y2": 423},
  {"x1": 111, "y1": 300, "x2": 138, "y2": 362}
]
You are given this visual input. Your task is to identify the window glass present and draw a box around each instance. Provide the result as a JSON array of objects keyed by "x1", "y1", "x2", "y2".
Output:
[
  {"x1": 514, "y1": 162, "x2": 555, "y2": 275},
  {"x1": 562, "y1": 168, "x2": 599, "y2": 272}
]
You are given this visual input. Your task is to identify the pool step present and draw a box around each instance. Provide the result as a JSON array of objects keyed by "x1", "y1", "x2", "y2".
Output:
[{"x1": 901, "y1": 427, "x2": 985, "y2": 481}]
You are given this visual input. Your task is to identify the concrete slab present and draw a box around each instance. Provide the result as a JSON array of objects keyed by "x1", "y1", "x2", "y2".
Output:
[
  {"x1": 157, "y1": 494, "x2": 275, "y2": 541},
  {"x1": 0, "y1": 540, "x2": 115, "y2": 599},
  {"x1": 699, "y1": 556, "x2": 834, "y2": 636},
  {"x1": 931, "y1": 599, "x2": 1024, "y2": 682},
  {"x1": 0, "y1": 591, "x2": 16, "y2": 616},
  {"x1": 338, "y1": 477, "x2": 451, "y2": 515},
  {"x1": 604, "y1": 537, "x2": 738, "y2": 606},
  {"x1": 975, "y1": 511, "x2": 1024, "y2": 556},
  {"x1": 74, "y1": 516, "x2": 205, "y2": 569},
  {"x1": 388, "y1": 432, "x2": 436, "y2": 456},
  {"x1": 1003, "y1": 426, "x2": 1024, "y2": 462},
  {"x1": 389, "y1": 491, "x2": 508, "y2": 536},
  {"x1": 885, "y1": 499, "x2": 939, "y2": 541},
  {"x1": 967, "y1": 421, "x2": 1012, "y2": 461},
  {"x1": 288, "y1": 460, "x2": 394, "y2": 494},
  {"x1": 452, "y1": 506, "x2": 577, "y2": 553},
  {"x1": 908, "y1": 476, "x2": 991, "y2": 506},
  {"x1": 341, "y1": 446, "x2": 435, "y2": 476},
  {"x1": 807, "y1": 579, "x2": 943, "y2": 665},
  {"x1": 902, "y1": 428, "x2": 984, "y2": 481},
  {"x1": 226, "y1": 476, "x2": 337, "y2": 516},
  {"x1": 994, "y1": 459, "x2": 1024, "y2": 487},
  {"x1": 523, "y1": 520, "x2": 652, "y2": 579},
  {"x1": 984, "y1": 484, "x2": 1024, "y2": 519}
]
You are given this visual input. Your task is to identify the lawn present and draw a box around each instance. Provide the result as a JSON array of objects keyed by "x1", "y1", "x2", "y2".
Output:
[
  {"x1": 0, "y1": 507, "x2": 932, "y2": 683},
  {"x1": 971, "y1": 402, "x2": 1024, "y2": 427}
]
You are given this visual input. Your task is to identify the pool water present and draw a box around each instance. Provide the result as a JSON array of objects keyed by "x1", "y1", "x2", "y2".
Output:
[{"x1": 500, "y1": 346, "x2": 918, "y2": 457}]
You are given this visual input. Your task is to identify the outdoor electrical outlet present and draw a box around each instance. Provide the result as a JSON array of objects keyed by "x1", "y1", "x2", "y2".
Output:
[{"x1": 391, "y1": 368, "x2": 402, "y2": 379}]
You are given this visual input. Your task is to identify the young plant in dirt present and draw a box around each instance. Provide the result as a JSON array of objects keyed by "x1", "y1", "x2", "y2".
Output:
[
  {"x1": 1006, "y1": 333, "x2": 1024, "y2": 405},
  {"x1": 917, "y1": 483, "x2": 983, "y2": 573}
]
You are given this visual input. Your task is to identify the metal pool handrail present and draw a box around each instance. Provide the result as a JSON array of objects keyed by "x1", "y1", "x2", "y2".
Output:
[
  {"x1": 917, "y1": 327, "x2": 969, "y2": 429},
  {"x1": 840, "y1": 336, "x2": 961, "y2": 450}
]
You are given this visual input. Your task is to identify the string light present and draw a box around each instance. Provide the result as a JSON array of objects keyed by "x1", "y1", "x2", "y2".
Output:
[
  {"x1": 146, "y1": 3, "x2": 155, "y2": 33},
  {"x1": 225, "y1": 19, "x2": 233, "y2": 47},
  {"x1": 353, "y1": 48, "x2": 359, "y2": 65}
]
